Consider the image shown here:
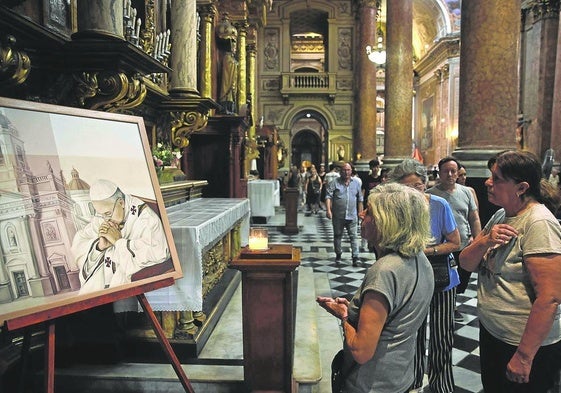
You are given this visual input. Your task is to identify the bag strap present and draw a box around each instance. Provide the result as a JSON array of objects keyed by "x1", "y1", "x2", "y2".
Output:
[{"x1": 386, "y1": 256, "x2": 419, "y2": 324}]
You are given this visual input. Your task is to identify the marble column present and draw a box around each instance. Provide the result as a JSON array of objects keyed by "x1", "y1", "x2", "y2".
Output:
[
  {"x1": 75, "y1": 0, "x2": 124, "y2": 39},
  {"x1": 198, "y1": 4, "x2": 217, "y2": 99},
  {"x1": 522, "y1": 2, "x2": 560, "y2": 158},
  {"x1": 551, "y1": 3, "x2": 561, "y2": 156},
  {"x1": 236, "y1": 21, "x2": 248, "y2": 114},
  {"x1": 354, "y1": 0, "x2": 379, "y2": 168},
  {"x1": 247, "y1": 42, "x2": 257, "y2": 139},
  {"x1": 383, "y1": 0, "x2": 414, "y2": 167},
  {"x1": 169, "y1": 0, "x2": 199, "y2": 97},
  {"x1": 454, "y1": 0, "x2": 520, "y2": 176}
]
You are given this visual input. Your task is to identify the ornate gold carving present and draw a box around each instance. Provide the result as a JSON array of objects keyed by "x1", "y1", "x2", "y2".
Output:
[
  {"x1": 245, "y1": 134, "x2": 260, "y2": 159},
  {"x1": 80, "y1": 72, "x2": 147, "y2": 112},
  {"x1": 201, "y1": 239, "x2": 228, "y2": 299},
  {"x1": 0, "y1": 35, "x2": 31, "y2": 87},
  {"x1": 141, "y1": 0, "x2": 156, "y2": 55},
  {"x1": 73, "y1": 72, "x2": 99, "y2": 106},
  {"x1": 170, "y1": 110, "x2": 209, "y2": 148}
]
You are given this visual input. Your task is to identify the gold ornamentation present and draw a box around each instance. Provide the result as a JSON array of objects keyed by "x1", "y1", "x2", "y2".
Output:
[
  {"x1": 170, "y1": 110, "x2": 209, "y2": 148},
  {"x1": 202, "y1": 240, "x2": 227, "y2": 299},
  {"x1": 73, "y1": 72, "x2": 99, "y2": 106},
  {"x1": 78, "y1": 72, "x2": 146, "y2": 112},
  {"x1": 141, "y1": 0, "x2": 156, "y2": 55},
  {"x1": 0, "y1": 35, "x2": 31, "y2": 87}
]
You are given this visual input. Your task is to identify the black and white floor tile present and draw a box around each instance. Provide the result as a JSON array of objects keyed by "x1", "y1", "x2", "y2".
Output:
[{"x1": 263, "y1": 206, "x2": 483, "y2": 393}]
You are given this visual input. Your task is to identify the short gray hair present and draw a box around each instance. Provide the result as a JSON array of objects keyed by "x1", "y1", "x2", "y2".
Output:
[
  {"x1": 389, "y1": 158, "x2": 427, "y2": 184},
  {"x1": 367, "y1": 182, "x2": 431, "y2": 256}
]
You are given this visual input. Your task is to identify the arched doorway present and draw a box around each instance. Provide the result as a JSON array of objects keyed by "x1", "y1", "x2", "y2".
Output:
[
  {"x1": 289, "y1": 110, "x2": 328, "y2": 169},
  {"x1": 291, "y1": 129, "x2": 322, "y2": 168}
]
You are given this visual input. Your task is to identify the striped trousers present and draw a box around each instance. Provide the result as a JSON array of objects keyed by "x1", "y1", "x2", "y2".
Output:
[{"x1": 412, "y1": 287, "x2": 456, "y2": 393}]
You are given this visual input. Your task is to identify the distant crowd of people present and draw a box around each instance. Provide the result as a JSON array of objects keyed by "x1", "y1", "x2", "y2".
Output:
[{"x1": 285, "y1": 151, "x2": 561, "y2": 393}]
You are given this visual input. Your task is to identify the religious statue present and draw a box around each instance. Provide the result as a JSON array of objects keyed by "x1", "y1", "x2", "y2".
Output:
[
  {"x1": 337, "y1": 145, "x2": 346, "y2": 161},
  {"x1": 219, "y1": 39, "x2": 238, "y2": 114},
  {"x1": 216, "y1": 13, "x2": 238, "y2": 114}
]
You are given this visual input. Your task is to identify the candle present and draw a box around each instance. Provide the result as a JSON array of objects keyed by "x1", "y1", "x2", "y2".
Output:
[
  {"x1": 248, "y1": 228, "x2": 268, "y2": 251},
  {"x1": 135, "y1": 17, "x2": 141, "y2": 38}
]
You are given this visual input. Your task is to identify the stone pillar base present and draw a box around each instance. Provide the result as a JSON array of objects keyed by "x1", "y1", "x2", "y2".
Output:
[{"x1": 452, "y1": 148, "x2": 506, "y2": 178}]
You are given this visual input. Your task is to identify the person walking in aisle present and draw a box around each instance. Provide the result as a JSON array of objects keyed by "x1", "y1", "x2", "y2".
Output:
[
  {"x1": 297, "y1": 164, "x2": 309, "y2": 211},
  {"x1": 460, "y1": 150, "x2": 561, "y2": 393},
  {"x1": 318, "y1": 163, "x2": 327, "y2": 210},
  {"x1": 305, "y1": 165, "x2": 322, "y2": 214},
  {"x1": 325, "y1": 162, "x2": 363, "y2": 266},
  {"x1": 427, "y1": 157, "x2": 481, "y2": 321}
]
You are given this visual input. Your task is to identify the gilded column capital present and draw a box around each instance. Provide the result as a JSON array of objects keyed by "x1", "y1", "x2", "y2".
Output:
[
  {"x1": 532, "y1": 0, "x2": 561, "y2": 20},
  {"x1": 0, "y1": 35, "x2": 31, "y2": 88},
  {"x1": 234, "y1": 20, "x2": 249, "y2": 36},
  {"x1": 76, "y1": 71, "x2": 147, "y2": 112},
  {"x1": 197, "y1": 3, "x2": 217, "y2": 20},
  {"x1": 169, "y1": 110, "x2": 209, "y2": 148},
  {"x1": 247, "y1": 43, "x2": 257, "y2": 55}
]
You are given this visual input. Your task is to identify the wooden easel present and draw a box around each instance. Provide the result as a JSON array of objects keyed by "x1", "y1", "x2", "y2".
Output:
[{"x1": 5, "y1": 278, "x2": 195, "y2": 393}]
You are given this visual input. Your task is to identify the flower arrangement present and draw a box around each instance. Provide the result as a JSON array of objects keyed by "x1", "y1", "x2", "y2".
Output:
[{"x1": 152, "y1": 142, "x2": 182, "y2": 169}]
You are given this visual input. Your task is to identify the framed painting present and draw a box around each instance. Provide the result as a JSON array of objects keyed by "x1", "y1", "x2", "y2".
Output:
[
  {"x1": 421, "y1": 95, "x2": 435, "y2": 150},
  {"x1": 0, "y1": 97, "x2": 182, "y2": 327}
]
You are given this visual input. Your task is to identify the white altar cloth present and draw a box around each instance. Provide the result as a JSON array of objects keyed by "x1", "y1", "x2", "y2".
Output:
[
  {"x1": 248, "y1": 180, "x2": 280, "y2": 218},
  {"x1": 116, "y1": 198, "x2": 249, "y2": 312}
]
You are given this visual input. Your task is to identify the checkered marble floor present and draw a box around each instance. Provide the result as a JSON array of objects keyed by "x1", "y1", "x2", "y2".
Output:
[{"x1": 262, "y1": 206, "x2": 483, "y2": 393}]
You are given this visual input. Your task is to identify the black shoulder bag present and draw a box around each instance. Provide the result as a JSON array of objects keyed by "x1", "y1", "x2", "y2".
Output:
[{"x1": 427, "y1": 253, "x2": 451, "y2": 292}]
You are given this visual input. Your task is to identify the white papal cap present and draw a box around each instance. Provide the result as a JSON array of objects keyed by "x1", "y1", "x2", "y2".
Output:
[{"x1": 90, "y1": 179, "x2": 118, "y2": 201}]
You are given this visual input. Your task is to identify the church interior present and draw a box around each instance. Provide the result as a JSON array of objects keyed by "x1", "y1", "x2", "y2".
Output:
[{"x1": 1, "y1": 0, "x2": 561, "y2": 392}]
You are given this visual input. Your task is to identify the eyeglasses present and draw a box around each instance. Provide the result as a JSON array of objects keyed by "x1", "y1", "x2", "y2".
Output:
[
  {"x1": 94, "y1": 198, "x2": 120, "y2": 220},
  {"x1": 404, "y1": 182, "x2": 426, "y2": 191}
]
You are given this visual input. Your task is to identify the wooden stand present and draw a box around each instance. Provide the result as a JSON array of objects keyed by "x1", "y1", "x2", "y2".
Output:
[
  {"x1": 283, "y1": 188, "x2": 299, "y2": 234},
  {"x1": 230, "y1": 244, "x2": 301, "y2": 393},
  {"x1": 5, "y1": 278, "x2": 194, "y2": 393}
]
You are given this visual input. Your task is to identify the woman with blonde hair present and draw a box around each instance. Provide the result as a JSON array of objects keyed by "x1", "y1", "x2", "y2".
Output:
[{"x1": 317, "y1": 183, "x2": 434, "y2": 392}]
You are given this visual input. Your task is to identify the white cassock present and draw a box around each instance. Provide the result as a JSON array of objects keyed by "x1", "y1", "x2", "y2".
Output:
[{"x1": 71, "y1": 194, "x2": 170, "y2": 295}]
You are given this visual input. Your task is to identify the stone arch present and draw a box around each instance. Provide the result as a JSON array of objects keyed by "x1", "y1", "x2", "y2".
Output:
[
  {"x1": 278, "y1": 0, "x2": 337, "y2": 19},
  {"x1": 285, "y1": 108, "x2": 331, "y2": 169}
]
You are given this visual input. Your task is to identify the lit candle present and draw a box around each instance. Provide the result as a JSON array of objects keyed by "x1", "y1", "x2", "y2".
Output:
[{"x1": 248, "y1": 228, "x2": 268, "y2": 251}]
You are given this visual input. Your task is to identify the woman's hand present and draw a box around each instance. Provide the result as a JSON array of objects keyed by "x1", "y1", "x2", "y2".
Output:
[
  {"x1": 488, "y1": 223, "x2": 518, "y2": 246},
  {"x1": 358, "y1": 209, "x2": 367, "y2": 220},
  {"x1": 506, "y1": 351, "x2": 531, "y2": 384},
  {"x1": 316, "y1": 296, "x2": 349, "y2": 321}
]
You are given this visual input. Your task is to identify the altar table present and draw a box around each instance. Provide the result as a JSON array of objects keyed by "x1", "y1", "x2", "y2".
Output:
[
  {"x1": 116, "y1": 198, "x2": 250, "y2": 312},
  {"x1": 248, "y1": 180, "x2": 280, "y2": 219}
]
